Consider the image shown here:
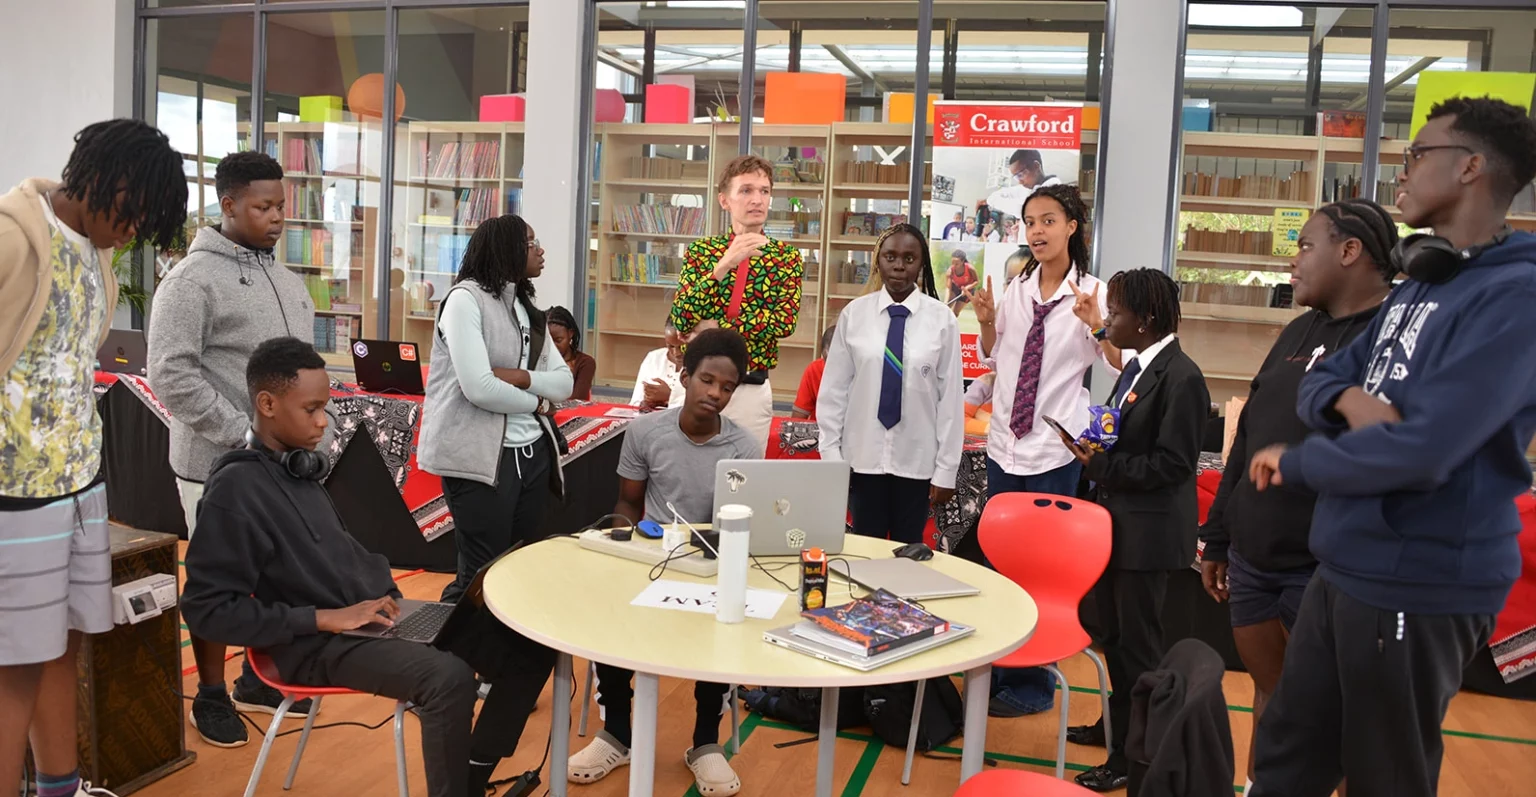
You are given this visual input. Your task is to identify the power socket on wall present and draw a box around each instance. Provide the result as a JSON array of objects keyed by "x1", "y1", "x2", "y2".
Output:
[{"x1": 111, "y1": 574, "x2": 178, "y2": 625}]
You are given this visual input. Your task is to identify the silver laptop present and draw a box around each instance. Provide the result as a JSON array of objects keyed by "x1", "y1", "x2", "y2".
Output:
[
  {"x1": 763, "y1": 622, "x2": 974, "y2": 672},
  {"x1": 712, "y1": 459, "x2": 849, "y2": 555},
  {"x1": 96, "y1": 329, "x2": 147, "y2": 375},
  {"x1": 830, "y1": 558, "x2": 980, "y2": 600}
]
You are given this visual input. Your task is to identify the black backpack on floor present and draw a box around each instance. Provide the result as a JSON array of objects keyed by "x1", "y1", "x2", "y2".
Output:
[{"x1": 863, "y1": 677, "x2": 965, "y2": 752}]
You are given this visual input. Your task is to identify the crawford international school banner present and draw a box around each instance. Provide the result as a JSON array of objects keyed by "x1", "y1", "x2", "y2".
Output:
[{"x1": 929, "y1": 102, "x2": 1084, "y2": 379}]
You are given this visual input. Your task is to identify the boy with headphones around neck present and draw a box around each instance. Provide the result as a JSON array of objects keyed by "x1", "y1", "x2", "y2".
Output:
[
  {"x1": 1244, "y1": 97, "x2": 1536, "y2": 797},
  {"x1": 148, "y1": 150, "x2": 332, "y2": 746},
  {"x1": 183, "y1": 338, "x2": 554, "y2": 797}
]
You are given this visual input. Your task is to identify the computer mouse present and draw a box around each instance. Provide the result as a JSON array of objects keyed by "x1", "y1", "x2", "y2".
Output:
[
  {"x1": 636, "y1": 520, "x2": 666, "y2": 539},
  {"x1": 893, "y1": 542, "x2": 934, "y2": 562}
]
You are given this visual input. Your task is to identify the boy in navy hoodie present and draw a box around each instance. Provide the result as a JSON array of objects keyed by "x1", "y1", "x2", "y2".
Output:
[{"x1": 1246, "y1": 98, "x2": 1536, "y2": 797}]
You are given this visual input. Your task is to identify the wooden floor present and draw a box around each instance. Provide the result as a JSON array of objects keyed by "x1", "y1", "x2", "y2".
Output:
[{"x1": 133, "y1": 545, "x2": 1536, "y2": 797}]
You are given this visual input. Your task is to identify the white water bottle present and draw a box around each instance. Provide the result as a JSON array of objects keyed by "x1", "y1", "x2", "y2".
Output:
[{"x1": 715, "y1": 504, "x2": 752, "y2": 624}]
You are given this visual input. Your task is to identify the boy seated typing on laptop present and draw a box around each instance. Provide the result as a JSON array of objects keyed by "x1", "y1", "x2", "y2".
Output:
[
  {"x1": 568, "y1": 329, "x2": 757, "y2": 797},
  {"x1": 182, "y1": 337, "x2": 554, "y2": 797}
]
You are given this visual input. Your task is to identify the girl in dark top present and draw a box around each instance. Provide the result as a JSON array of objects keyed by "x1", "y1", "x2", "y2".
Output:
[
  {"x1": 547, "y1": 306, "x2": 596, "y2": 401},
  {"x1": 1053, "y1": 268, "x2": 1211, "y2": 792},
  {"x1": 1198, "y1": 198, "x2": 1398, "y2": 790}
]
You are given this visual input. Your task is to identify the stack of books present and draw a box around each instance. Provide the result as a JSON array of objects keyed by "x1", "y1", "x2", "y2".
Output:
[{"x1": 795, "y1": 589, "x2": 952, "y2": 658}]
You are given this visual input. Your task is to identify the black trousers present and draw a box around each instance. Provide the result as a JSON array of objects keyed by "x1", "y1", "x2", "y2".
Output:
[
  {"x1": 1250, "y1": 575, "x2": 1493, "y2": 797},
  {"x1": 441, "y1": 443, "x2": 551, "y2": 603},
  {"x1": 285, "y1": 623, "x2": 556, "y2": 797},
  {"x1": 594, "y1": 661, "x2": 729, "y2": 750},
  {"x1": 848, "y1": 472, "x2": 931, "y2": 545},
  {"x1": 1091, "y1": 568, "x2": 1170, "y2": 772}
]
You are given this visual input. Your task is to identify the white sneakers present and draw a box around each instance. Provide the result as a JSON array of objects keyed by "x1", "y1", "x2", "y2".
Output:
[
  {"x1": 77, "y1": 782, "x2": 120, "y2": 797},
  {"x1": 566, "y1": 733, "x2": 741, "y2": 796}
]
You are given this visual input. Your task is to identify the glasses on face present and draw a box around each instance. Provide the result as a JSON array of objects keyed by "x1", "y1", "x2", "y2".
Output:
[
  {"x1": 527, "y1": 238, "x2": 541, "y2": 250},
  {"x1": 1402, "y1": 144, "x2": 1474, "y2": 172}
]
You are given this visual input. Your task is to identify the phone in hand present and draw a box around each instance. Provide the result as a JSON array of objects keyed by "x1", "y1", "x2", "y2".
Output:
[{"x1": 1041, "y1": 415, "x2": 1075, "y2": 444}]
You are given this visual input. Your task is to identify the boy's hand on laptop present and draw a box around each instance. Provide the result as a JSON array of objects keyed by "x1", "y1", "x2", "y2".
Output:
[{"x1": 316, "y1": 597, "x2": 401, "y2": 633}]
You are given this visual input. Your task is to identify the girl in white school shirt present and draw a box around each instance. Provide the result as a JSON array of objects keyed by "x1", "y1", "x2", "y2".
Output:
[
  {"x1": 816, "y1": 223, "x2": 965, "y2": 544},
  {"x1": 966, "y1": 184, "x2": 1124, "y2": 716}
]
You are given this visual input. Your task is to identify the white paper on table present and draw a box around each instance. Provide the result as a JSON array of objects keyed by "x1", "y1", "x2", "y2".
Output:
[
  {"x1": 605, "y1": 407, "x2": 640, "y2": 419},
  {"x1": 631, "y1": 579, "x2": 788, "y2": 620}
]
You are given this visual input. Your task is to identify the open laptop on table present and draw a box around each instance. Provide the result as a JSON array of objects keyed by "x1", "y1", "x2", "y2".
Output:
[
  {"x1": 711, "y1": 459, "x2": 850, "y2": 555},
  {"x1": 96, "y1": 329, "x2": 147, "y2": 375},
  {"x1": 351, "y1": 339, "x2": 425, "y2": 395}
]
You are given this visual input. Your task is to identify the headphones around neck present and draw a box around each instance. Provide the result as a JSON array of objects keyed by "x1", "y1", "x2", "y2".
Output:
[
  {"x1": 245, "y1": 428, "x2": 330, "y2": 482},
  {"x1": 1389, "y1": 227, "x2": 1511, "y2": 285}
]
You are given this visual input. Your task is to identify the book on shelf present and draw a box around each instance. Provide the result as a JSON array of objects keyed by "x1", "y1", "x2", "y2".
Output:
[
  {"x1": 841, "y1": 212, "x2": 906, "y2": 237},
  {"x1": 506, "y1": 188, "x2": 522, "y2": 217},
  {"x1": 611, "y1": 204, "x2": 706, "y2": 236},
  {"x1": 839, "y1": 161, "x2": 932, "y2": 186},
  {"x1": 799, "y1": 588, "x2": 950, "y2": 657},
  {"x1": 611, "y1": 253, "x2": 683, "y2": 285},
  {"x1": 1181, "y1": 171, "x2": 1312, "y2": 202},
  {"x1": 452, "y1": 188, "x2": 497, "y2": 228},
  {"x1": 1182, "y1": 228, "x2": 1274, "y2": 257},
  {"x1": 435, "y1": 234, "x2": 472, "y2": 276},
  {"x1": 312, "y1": 316, "x2": 357, "y2": 355},
  {"x1": 283, "y1": 138, "x2": 324, "y2": 174},
  {"x1": 835, "y1": 257, "x2": 871, "y2": 286},
  {"x1": 1178, "y1": 281, "x2": 1293, "y2": 309},
  {"x1": 415, "y1": 140, "x2": 502, "y2": 180},
  {"x1": 625, "y1": 156, "x2": 710, "y2": 182}
]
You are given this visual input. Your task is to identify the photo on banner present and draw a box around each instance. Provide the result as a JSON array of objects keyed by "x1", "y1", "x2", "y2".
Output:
[{"x1": 929, "y1": 101, "x2": 1084, "y2": 377}]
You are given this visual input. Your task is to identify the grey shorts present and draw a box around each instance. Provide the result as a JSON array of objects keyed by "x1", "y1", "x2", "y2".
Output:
[{"x1": 0, "y1": 484, "x2": 114, "y2": 665}]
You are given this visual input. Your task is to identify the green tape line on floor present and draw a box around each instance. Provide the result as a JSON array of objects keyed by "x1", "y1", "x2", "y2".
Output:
[{"x1": 842, "y1": 740, "x2": 884, "y2": 797}]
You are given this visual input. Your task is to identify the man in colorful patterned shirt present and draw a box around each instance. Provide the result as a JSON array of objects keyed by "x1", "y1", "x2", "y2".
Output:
[
  {"x1": 669, "y1": 154, "x2": 803, "y2": 452},
  {"x1": 0, "y1": 120, "x2": 186, "y2": 797}
]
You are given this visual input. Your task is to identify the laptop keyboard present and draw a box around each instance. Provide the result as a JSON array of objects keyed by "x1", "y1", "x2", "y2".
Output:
[{"x1": 388, "y1": 602, "x2": 454, "y2": 641}]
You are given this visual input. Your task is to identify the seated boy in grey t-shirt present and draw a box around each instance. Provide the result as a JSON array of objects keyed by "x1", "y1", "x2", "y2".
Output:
[{"x1": 569, "y1": 329, "x2": 757, "y2": 795}]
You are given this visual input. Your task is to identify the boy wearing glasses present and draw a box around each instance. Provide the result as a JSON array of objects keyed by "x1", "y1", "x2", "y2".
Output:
[{"x1": 1245, "y1": 97, "x2": 1536, "y2": 797}]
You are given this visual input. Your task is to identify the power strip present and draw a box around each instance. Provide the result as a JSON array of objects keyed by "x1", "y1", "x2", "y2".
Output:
[
  {"x1": 576, "y1": 529, "x2": 719, "y2": 577},
  {"x1": 112, "y1": 573, "x2": 178, "y2": 625}
]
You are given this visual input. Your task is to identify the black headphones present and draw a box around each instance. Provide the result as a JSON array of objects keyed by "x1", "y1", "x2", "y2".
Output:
[
  {"x1": 245, "y1": 428, "x2": 330, "y2": 482},
  {"x1": 1390, "y1": 227, "x2": 1511, "y2": 285}
]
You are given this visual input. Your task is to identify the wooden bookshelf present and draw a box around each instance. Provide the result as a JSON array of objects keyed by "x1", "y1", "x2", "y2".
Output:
[{"x1": 396, "y1": 122, "x2": 527, "y2": 361}]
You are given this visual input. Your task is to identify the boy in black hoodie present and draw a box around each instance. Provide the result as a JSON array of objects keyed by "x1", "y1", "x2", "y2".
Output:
[
  {"x1": 1197, "y1": 198, "x2": 1397, "y2": 791},
  {"x1": 1247, "y1": 98, "x2": 1536, "y2": 797},
  {"x1": 182, "y1": 337, "x2": 554, "y2": 797}
]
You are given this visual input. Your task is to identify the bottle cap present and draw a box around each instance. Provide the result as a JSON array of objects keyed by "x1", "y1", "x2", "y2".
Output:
[{"x1": 718, "y1": 504, "x2": 753, "y2": 521}]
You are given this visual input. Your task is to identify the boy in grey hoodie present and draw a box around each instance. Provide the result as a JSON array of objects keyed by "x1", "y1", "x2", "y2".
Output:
[{"x1": 147, "y1": 151, "x2": 323, "y2": 747}]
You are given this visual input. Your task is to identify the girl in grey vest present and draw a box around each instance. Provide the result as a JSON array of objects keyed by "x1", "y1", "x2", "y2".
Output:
[{"x1": 418, "y1": 215, "x2": 573, "y2": 602}]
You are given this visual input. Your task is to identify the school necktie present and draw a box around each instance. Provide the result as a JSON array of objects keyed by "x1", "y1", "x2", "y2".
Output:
[
  {"x1": 1112, "y1": 358, "x2": 1143, "y2": 409},
  {"x1": 1008, "y1": 297, "x2": 1066, "y2": 438},
  {"x1": 878, "y1": 305, "x2": 911, "y2": 429}
]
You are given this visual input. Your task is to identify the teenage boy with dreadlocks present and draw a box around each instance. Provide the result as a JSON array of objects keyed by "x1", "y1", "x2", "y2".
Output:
[
  {"x1": 0, "y1": 119, "x2": 187, "y2": 797},
  {"x1": 148, "y1": 149, "x2": 331, "y2": 747}
]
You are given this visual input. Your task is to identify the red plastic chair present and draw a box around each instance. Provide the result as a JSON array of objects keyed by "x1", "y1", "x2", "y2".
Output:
[
  {"x1": 954, "y1": 768, "x2": 1099, "y2": 796},
  {"x1": 244, "y1": 650, "x2": 409, "y2": 797},
  {"x1": 978, "y1": 493, "x2": 1113, "y2": 779}
]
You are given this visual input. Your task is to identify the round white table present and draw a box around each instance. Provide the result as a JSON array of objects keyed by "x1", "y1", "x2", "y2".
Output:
[{"x1": 483, "y1": 533, "x2": 1037, "y2": 797}]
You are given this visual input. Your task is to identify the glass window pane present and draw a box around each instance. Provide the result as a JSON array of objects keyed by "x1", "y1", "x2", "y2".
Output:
[
  {"x1": 389, "y1": 6, "x2": 530, "y2": 361},
  {"x1": 1176, "y1": 4, "x2": 1376, "y2": 403},
  {"x1": 261, "y1": 10, "x2": 387, "y2": 367},
  {"x1": 145, "y1": 14, "x2": 255, "y2": 288}
]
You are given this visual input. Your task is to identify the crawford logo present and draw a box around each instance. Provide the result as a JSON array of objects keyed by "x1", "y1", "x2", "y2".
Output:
[
  {"x1": 939, "y1": 116, "x2": 962, "y2": 142},
  {"x1": 968, "y1": 112, "x2": 1076, "y2": 135}
]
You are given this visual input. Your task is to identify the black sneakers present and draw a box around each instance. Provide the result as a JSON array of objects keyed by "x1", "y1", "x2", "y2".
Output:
[
  {"x1": 233, "y1": 680, "x2": 315, "y2": 719},
  {"x1": 190, "y1": 692, "x2": 249, "y2": 748}
]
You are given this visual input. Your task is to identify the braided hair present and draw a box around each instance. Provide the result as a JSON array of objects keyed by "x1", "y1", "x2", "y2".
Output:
[
  {"x1": 456, "y1": 214, "x2": 536, "y2": 304},
  {"x1": 547, "y1": 305, "x2": 581, "y2": 352},
  {"x1": 1106, "y1": 268, "x2": 1182, "y2": 338},
  {"x1": 1314, "y1": 198, "x2": 1399, "y2": 282},
  {"x1": 60, "y1": 119, "x2": 187, "y2": 250},
  {"x1": 1019, "y1": 184, "x2": 1091, "y2": 284},
  {"x1": 874, "y1": 222, "x2": 939, "y2": 300}
]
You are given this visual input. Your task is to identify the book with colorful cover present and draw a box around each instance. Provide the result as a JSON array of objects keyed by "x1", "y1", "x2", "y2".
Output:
[{"x1": 800, "y1": 589, "x2": 950, "y2": 657}]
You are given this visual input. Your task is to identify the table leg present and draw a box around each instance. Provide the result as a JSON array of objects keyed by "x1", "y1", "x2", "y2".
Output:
[
  {"x1": 630, "y1": 672, "x2": 659, "y2": 797},
  {"x1": 550, "y1": 653, "x2": 573, "y2": 797},
  {"x1": 816, "y1": 686, "x2": 839, "y2": 797},
  {"x1": 961, "y1": 665, "x2": 992, "y2": 783}
]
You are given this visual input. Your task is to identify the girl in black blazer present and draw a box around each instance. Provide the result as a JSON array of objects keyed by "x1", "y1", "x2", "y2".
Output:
[{"x1": 1051, "y1": 268, "x2": 1211, "y2": 792}]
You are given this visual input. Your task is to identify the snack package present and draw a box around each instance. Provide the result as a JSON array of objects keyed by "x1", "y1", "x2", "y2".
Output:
[{"x1": 1077, "y1": 404, "x2": 1121, "y2": 454}]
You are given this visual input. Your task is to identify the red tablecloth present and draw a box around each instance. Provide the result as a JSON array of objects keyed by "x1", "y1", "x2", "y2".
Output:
[{"x1": 94, "y1": 372, "x2": 632, "y2": 542}]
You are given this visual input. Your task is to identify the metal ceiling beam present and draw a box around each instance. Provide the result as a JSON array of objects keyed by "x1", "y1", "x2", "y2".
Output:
[
  {"x1": 598, "y1": 48, "x2": 643, "y2": 77},
  {"x1": 823, "y1": 44, "x2": 889, "y2": 93},
  {"x1": 1344, "y1": 55, "x2": 1438, "y2": 110}
]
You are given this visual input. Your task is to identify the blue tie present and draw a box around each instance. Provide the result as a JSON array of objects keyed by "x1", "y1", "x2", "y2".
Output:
[
  {"x1": 878, "y1": 304, "x2": 911, "y2": 429},
  {"x1": 1112, "y1": 358, "x2": 1142, "y2": 409}
]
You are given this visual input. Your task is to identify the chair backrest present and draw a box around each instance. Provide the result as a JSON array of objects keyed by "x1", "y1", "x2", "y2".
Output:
[
  {"x1": 246, "y1": 649, "x2": 284, "y2": 689},
  {"x1": 977, "y1": 492, "x2": 1111, "y2": 612}
]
